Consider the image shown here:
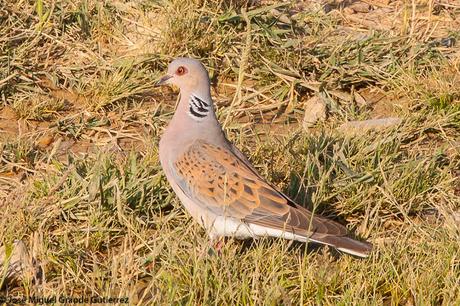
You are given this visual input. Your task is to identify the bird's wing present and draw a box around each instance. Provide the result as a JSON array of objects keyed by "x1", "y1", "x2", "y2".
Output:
[{"x1": 172, "y1": 139, "x2": 349, "y2": 239}]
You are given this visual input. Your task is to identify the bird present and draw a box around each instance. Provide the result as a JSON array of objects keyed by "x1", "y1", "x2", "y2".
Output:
[{"x1": 157, "y1": 57, "x2": 372, "y2": 258}]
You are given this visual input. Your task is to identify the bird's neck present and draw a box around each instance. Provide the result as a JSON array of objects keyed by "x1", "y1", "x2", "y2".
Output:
[{"x1": 165, "y1": 90, "x2": 222, "y2": 141}]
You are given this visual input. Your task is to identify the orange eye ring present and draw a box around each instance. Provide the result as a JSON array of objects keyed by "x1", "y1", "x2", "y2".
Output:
[{"x1": 176, "y1": 66, "x2": 187, "y2": 76}]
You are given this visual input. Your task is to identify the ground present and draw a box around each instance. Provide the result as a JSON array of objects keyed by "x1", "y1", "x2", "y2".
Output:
[{"x1": 0, "y1": 0, "x2": 459, "y2": 304}]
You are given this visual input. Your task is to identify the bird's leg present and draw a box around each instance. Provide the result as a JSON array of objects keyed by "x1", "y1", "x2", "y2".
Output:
[
  {"x1": 213, "y1": 237, "x2": 225, "y2": 252},
  {"x1": 207, "y1": 235, "x2": 225, "y2": 256}
]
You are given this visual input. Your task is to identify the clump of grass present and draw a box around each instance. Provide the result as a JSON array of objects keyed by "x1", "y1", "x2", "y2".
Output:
[
  {"x1": 0, "y1": 137, "x2": 44, "y2": 175},
  {"x1": 80, "y1": 58, "x2": 158, "y2": 110},
  {"x1": 26, "y1": 148, "x2": 172, "y2": 231},
  {"x1": 11, "y1": 92, "x2": 67, "y2": 120},
  {"x1": 390, "y1": 62, "x2": 460, "y2": 109}
]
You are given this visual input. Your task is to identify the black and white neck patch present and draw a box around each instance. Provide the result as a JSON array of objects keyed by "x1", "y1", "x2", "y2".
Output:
[{"x1": 189, "y1": 94, "x2": 210, "y2": 120}]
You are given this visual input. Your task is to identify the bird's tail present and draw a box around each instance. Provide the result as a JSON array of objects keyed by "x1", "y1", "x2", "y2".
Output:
[{"x1": 315, "y1": 235, "x2": 373, "y2": 258}]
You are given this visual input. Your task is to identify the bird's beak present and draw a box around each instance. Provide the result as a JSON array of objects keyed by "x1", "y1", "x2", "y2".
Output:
[{"x1": 155, "y1": 74, "x2": 172, "y2": 87}]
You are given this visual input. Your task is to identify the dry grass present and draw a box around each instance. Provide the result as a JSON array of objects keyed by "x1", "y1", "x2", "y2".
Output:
[{"x1": 1, "y1": 0, "x2": 459, "y2": 304}]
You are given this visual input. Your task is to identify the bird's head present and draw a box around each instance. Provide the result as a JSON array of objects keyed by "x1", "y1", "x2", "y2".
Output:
[{"x1": 156, "y1": 57, "x2": 210, "y2": 92}]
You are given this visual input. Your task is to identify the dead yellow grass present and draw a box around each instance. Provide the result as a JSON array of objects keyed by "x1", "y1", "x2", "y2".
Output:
[{"x1": 1, "y1": 0, "x2": 459, "y2": 304}]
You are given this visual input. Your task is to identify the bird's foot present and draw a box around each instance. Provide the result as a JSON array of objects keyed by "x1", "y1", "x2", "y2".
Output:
[{"x1": 207, "y1": 237, "x2": 225, "y2": 256}]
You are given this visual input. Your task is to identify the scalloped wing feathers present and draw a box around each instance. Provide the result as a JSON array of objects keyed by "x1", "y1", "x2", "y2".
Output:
[{"x1": 172, "y1": 140, "x2": 364, "y2": 244}]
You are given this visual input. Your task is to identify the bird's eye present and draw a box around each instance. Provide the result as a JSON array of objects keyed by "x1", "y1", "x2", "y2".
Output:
[{"x1": 176, "y1": 66, "x2": 187, "y2": 76}]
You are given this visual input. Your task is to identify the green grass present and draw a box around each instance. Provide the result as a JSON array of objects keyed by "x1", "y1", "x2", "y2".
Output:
[{"x1": 1, "y1": 0, "x2": 459, "y2": 304}]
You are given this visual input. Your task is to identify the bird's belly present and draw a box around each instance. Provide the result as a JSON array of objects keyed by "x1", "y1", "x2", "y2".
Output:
[
  {"x1": 167, "y1": 183, "x2": 254, "y2": 239},
  {"x1": 209, "y1": 216, "x2": 255, "y2": 239},
  {"x1": 210, "y1": 216, "x2": 309, "y2": 242}
]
